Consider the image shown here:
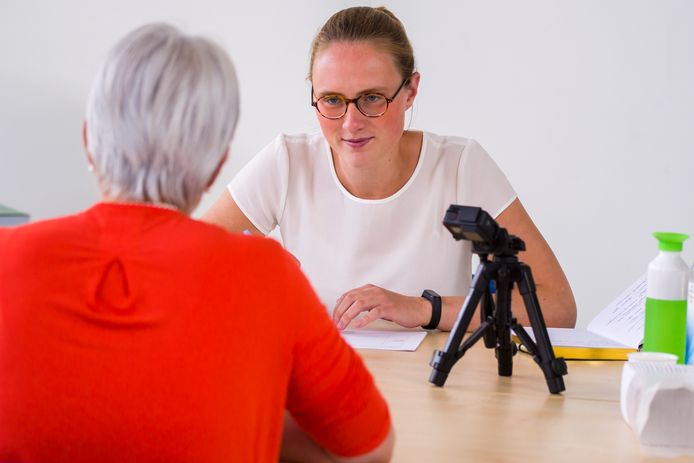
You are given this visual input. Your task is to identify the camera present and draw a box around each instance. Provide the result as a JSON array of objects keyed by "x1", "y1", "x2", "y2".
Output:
[{"x1": 443, "y1": 205, "x2": 525, "y2": 257}]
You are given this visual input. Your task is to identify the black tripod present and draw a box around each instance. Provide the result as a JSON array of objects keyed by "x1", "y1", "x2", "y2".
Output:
[{"x1": 428, "y1": 206, "x2": 567, "y2": 394}]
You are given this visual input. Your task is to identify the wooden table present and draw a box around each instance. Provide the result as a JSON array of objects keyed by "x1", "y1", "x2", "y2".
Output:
[{"x1": 358, "y1": 330, "x2": 691, "y2": 463}]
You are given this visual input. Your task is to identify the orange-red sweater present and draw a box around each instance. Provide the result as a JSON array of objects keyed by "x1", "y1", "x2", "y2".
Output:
[{"x1": 0, "y1": 203, "x2": 390, "y2": 462}]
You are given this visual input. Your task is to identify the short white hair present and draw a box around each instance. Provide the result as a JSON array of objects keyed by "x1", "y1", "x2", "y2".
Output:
[{"x1": 86, "y1": 23, "x2": 239, "y2": 213}]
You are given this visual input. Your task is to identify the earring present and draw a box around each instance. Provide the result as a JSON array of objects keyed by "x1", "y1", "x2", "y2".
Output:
[{"x1": 87, "y1": 164, "x2": 94, "y2": 172}]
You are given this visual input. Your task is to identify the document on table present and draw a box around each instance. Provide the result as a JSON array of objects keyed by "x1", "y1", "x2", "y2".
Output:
[
  {"x1": 513, "y1": 273, "x2": 646, "y2": 360},
  {"x1": 341, "y1": 330, "x2": 427, "y2": 351},
  {"x1": 586, "y1": 273, "x2": 646, "y2": 348}
]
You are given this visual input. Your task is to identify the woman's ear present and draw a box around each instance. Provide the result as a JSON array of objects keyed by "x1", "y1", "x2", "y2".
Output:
[{"x1": 404, "y1": 72, "x2": 420, "y2": 109}]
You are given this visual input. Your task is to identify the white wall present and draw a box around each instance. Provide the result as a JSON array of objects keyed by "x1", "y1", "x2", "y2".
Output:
[{"x1": 1, "y1": 0, "x2": 692, "y2": 327}]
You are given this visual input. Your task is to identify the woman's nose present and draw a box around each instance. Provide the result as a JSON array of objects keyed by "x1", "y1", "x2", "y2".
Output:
[{"x1": 341, "y1": 102, "x2": 366, "y2": 131}]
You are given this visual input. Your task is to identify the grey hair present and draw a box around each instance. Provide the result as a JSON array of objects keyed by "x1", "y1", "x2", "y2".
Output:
[{"x1": 85, "y1": 23, "x2": 239, "y2": 213}]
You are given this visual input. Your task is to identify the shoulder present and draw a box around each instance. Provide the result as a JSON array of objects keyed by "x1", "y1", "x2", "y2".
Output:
[
  {"x1": 248, "y1": 132, "x2": 327, "y2": 171},
  {"x1": 423, "y1": 131, "x2": 482, "y2": 156},
  {"x1": 278, "y1": 131, "x2": 328, "y2": 161},
  {"x1": 419, "y1": 131, "x2": 490, "y2": 172},
  {"x1": 0, "y1": 212, "x2": 91, "y2": 272},
  {"x1": 280, "y1": 131, "x2": 325, "y2": 147},
  {"x1": 188, "y1": 217, "x2": 286, "y2": 260},
  {"x1": 263, "y1": 132, "x2": 325, "y2": 153},
  {"x1": 172, "y1": 217, "x2": 297, "y2": 293},
  {"x1": 252, "y1": 132, "x2": 330, "y2": 182},
  {"x1": 422, "y1": 132, "x2": 495, "y2": 167},
  {"x1": 0, "y1": 212, "x2": 86, "y2": 246}
]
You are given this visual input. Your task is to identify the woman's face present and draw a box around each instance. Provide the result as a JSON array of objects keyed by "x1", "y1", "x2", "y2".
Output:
[{"x1": 311, "y1": 41, "x2": 418, "y2": 168}]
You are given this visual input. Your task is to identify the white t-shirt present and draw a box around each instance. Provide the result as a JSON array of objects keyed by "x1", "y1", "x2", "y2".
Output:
[{"x1": 229, "y1": 131, "x2": 517, "y2": 310}]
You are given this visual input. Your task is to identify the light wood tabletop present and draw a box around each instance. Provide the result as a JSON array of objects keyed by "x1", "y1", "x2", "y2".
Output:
[{"x1": 357, "y1": 329, "x2": 692, "y2": 463}]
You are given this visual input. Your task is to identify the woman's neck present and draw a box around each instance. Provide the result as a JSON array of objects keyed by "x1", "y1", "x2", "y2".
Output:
[{"x1": 333, "y1": 131, "x2": 423, "y2": 200}]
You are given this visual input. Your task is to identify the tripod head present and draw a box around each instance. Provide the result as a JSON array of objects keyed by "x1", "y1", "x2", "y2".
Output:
[{"x1": 443, "y1": 205, "x2": 525, "y2": 257}]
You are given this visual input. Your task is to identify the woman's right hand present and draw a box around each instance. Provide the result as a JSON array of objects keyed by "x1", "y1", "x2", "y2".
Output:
[{"x1": 332, "y1": 284, "x2": 431, "y2": 330}]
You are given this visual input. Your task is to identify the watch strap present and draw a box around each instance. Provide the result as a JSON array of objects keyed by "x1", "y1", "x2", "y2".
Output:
[{"x1": 421, "y1": 289, "x2": 442, "y2": 330}]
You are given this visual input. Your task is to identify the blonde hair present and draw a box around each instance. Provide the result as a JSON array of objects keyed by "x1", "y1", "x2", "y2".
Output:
[{"x1": 308, "y1": 6, "x2": 415, "y2": 81}]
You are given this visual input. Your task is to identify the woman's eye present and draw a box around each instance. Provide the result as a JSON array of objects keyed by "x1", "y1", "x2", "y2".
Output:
[
  {"x1": 364, "y1": 94, "x2": 384, "y2": 103},
  {"x1": 322, "y1": 96, "x2": 343, "y2": 106}
]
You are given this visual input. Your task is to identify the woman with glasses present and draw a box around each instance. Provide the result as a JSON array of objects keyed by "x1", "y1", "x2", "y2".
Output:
[{"x1": 204, "y1": 6, "x2": 577, "y2": 332}]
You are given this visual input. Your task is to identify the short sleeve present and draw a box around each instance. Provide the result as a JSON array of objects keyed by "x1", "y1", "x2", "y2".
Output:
[
  {"x1": 228, "y1": 134, "x2": 290, "y2": 235},
  {"x1": 281, "y1": 254, "x2": 391, "y2": 457},
  {"x1": 457, "y1": 139, "x2": 517, "y2": 219}
]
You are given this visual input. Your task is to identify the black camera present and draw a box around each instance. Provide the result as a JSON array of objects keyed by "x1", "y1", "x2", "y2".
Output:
[{"x1": 443, "y1": 205, "x2": 525, "y2": 257}]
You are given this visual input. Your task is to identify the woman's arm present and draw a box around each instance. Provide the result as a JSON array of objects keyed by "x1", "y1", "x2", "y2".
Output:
[
  {"x1": 494, "y1": 198, "x2": 576, "y2": 328},
  {"x1": 281, "y1": 412, "x2": 394, "y2": 463},
  {"x1": 201, "y1": 190, "x2": 263, "y2": 235}
]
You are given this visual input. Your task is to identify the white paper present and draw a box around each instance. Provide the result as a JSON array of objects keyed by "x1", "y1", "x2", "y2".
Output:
[
  {"x1": 341, "y1": 330, "x2": 427, "y2": 351},
  {"x1": 587, "y1": 273, "x2": 646, "y2": 348},
  {"x1": 522, "y1": 327, "x2": 631, "y2": 349},
  {"x1": 514, "y1": 274, "x2": 646, "y2": 351}
]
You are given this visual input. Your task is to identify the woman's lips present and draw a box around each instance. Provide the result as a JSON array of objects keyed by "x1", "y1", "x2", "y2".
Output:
[{"x1": 343, "y1": 137, "x2": 372, "y2": 148}]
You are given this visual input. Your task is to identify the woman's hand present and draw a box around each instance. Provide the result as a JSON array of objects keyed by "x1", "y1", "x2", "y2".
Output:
[{"x1": 332, "y1": 284, "x2": 430, "y2": 329}]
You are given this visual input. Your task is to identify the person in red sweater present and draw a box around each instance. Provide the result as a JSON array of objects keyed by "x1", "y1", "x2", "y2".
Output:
[{"x1": 0, "y1": 23, "x2": 393, "y2": 463}]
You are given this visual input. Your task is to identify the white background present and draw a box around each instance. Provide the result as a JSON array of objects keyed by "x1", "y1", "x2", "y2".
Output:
[{"x1": 1, "y1": 0, "x2": 692, "y2": 327}]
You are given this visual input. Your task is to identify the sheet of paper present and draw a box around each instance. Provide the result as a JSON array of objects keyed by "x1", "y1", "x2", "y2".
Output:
[
  {"x1": 587, "y1": 273, "x2": 646, "y2": 348},
  {"x1": 520, "y1": 327, "x2": 631, "y2": 348},
  {"x1": 341, "y1": 330, "x2": 427, "y2": 351}
]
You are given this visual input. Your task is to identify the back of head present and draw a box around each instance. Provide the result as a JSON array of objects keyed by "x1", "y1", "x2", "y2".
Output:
[
  {"x1": 308, "y1": 6, "x2": 415, "y2": 81},
  {"x1": 85, "y1": 23, "x2": 239, "y2": 213}
]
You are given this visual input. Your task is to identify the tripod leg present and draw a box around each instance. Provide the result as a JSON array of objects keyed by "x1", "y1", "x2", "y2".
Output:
[
  {"x1": 494, "y1": 267, "x2": 516, "y2": 377},
  {"x1": 429, "y1": 262, "x2": 493, "y2": 387},
  {"x1": 517, "y1": 264, "x2": 567, "y2": 394},
  {"x1": 481, "y1": 282, "x2": 496, "y2": 348},
  {"x1": 511, "y1": 324, "x2": 539, "y2": 357},
  {"x1": 459, "y1": 320, "x2": 493, "y2": 354}
]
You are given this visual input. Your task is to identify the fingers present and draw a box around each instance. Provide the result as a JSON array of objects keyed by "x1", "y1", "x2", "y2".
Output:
[
  {"x1": 334, "y1": 286, "x2": 431, "y2": 330},
  {"x1": 332, "y1": 285, "x2": 370, "y2": 322},
  {"x1": 333, "y1": 285, "x2": 378, "y2": 329},
  {"x1": 335, "y1": 296, "x2": 377, "y2": 330},
  {"x1": 352, "y1": 308, "x2": 382, "y2": 329}
]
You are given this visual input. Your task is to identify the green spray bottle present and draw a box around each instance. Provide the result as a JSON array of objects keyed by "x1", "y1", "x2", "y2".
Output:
[{"x1": 643, "y1": 232, "x2": 689, "y2": 363}]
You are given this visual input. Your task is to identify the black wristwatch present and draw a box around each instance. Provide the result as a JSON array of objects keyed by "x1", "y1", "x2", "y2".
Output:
[{"x1": 421, "y1": 289, "x2": 442, "y2": 330}]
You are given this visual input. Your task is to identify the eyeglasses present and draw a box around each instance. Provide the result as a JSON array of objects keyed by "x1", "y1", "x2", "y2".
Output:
[{"x1": 311, "y1": 77, "x2": 410, "y2": 119}]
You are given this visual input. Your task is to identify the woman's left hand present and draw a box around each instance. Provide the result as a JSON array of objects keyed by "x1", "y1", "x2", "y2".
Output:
[{"x1": 332, "y1": 284, "x2": 430, "y2": 329}]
